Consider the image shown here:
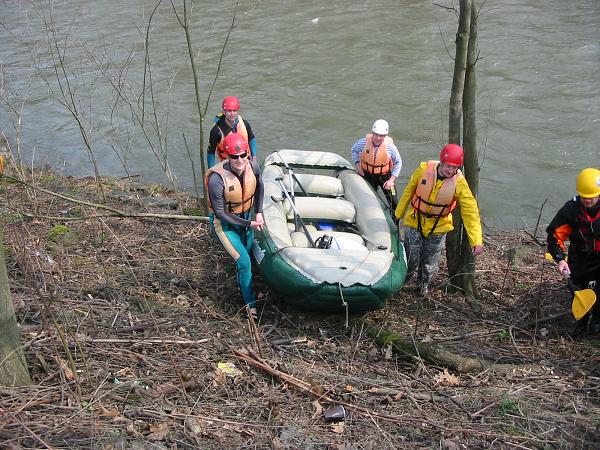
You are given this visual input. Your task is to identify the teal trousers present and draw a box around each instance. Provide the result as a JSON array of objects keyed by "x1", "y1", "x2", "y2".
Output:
[{"x1": 211, "y1": 214, "x2": 257, "y2": 308}]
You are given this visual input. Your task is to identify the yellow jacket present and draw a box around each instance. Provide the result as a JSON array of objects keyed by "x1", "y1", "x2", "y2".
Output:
[{"x1": 395, "y1": 161, "x2": 483, "y2": 247}]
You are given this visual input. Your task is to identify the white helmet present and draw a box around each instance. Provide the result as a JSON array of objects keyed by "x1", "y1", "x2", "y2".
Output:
[{"x1": 372, "y1": 119, "x2": 389, "y2": 135}]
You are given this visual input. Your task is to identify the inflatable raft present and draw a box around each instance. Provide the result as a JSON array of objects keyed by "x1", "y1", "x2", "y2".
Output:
[{"x1": 254, "y1": 149, "x2": 407, "y2": 312}]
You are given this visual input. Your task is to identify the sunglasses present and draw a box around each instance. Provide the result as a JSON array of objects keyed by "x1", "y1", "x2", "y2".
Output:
[{"x1": 228, "y1": 152, "x2": 247, "y2": 160}]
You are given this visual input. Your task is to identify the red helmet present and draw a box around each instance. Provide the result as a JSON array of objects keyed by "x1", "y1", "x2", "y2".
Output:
[
  {"x1": 440, "y1": 144, "x2": 464, "y2": 166},
  {"x1": 222, "y1": 96, "x2": 240, "y2": 111},
  {"x1": 223, "y1": 133, "x2": 248, "y2": 156}
]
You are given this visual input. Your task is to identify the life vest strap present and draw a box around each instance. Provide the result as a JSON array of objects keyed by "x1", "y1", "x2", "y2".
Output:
[
  {"x1": 415, "y1": 207, "x2": 444, "y2": 239},
  {"x1": 362, "y1": 160, "x2": 391, "y2": 175},
  {"x1": 226, "y1": 195, "x2": 255, "y2": 214},
  {"x1": 411, "y1": 196, "x2": 455, "y2": 218}
]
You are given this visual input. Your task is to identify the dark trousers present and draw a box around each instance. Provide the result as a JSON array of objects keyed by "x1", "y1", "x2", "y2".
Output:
[
  {"x1": 403, "y1": 227, "x2": 446, "y2": 289},
  {"x1": 363, "y1": 172, "x2": 398, "y2": 212}
]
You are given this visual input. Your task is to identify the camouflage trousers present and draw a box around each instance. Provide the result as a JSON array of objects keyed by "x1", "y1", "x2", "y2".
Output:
[{"x1": 403, "y1": 227, "x2": 446, "y2": 290}]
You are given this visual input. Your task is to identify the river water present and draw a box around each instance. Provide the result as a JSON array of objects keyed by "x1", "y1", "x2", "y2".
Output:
[{"x1": 1, "y1": 0, "x2": 598, "y2": 228}]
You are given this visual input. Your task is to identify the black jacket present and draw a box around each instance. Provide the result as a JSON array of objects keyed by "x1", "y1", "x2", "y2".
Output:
[{"x1": 547, "y1": 197, "x2": 600, "y2": 286}]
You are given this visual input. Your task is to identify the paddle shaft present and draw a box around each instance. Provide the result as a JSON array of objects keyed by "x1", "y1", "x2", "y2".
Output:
[
  {"x1": 275, "y1": 177, "x2": 316, "y2": 248},
  {"x1": 276, "y1": 151, "x2": 309, "y2": 196},
  {"x1": 288, "y1": 167, "x2": 299, "y2": 232},
  {"x1": 278, "y1": 151, "x2": 301, "y2": 231},
  {"x1": 564, "y1": 272, "x2": 576, "y2": 295}
]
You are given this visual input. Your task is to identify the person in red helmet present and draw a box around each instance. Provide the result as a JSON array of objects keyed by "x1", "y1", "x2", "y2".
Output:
[
  {"x1": 205, "y1": 133, "x2": 264, "y2": 319},
  {"x1": 207, "y1": 96, "x2": 257, "y2": 167},
  {"x1": 395, "y1": 144, "x2": 484, "y2": 296}
]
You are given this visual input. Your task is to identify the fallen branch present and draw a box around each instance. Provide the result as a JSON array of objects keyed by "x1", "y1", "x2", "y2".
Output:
[
  {"x1": 524, "y1": 229, "x2": 546, "y2": 248},
  {"x1": 115, "y1": 319, "x2": 174, "y2": 333},
  {"x1": 9, "y1": 208, "x2": 208, "y2": 222},
  {"x1": 354, "y1": 319, "x2": 521, "y2": 374},
  {"x1": 245, "y1": 310, "x2": 264, "y2": 357},
  {"x1": 151, "y1": 379, "x2": 202, "y2": 397},
  {"x1": 4, "y1": 175, "x2": 209, "y2": 222},
  {"x1": 365, "y1": 387, "x2": 448, "y2": 403},
  {"x1": 230, "y1": 347, "x2": 445, "y2": 429},
  {"x1": 7, "y1": 412, "x2": 54, "y2": 449},
  {"x1": 471, "y1": 386, "x2": 528, "y2": 417},
  {"x1": 81, "y1": 337, "x2": 211, "y2": 345},
  {"x1": 269, "y1": 336, "x2": 308, "y2": 346},
  {"x1": 433, "y1": 312, "x2": 570, "y2": 342}
]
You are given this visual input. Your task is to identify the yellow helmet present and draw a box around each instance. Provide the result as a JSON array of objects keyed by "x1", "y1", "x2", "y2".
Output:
[{"x1": 576, "y1": 167, "x2": 600, "y2": 198}]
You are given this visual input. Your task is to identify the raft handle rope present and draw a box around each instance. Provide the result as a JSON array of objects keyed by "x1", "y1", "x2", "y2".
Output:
[{"x1": 338, "y1": 282, "x2": 349, "y2": 328}]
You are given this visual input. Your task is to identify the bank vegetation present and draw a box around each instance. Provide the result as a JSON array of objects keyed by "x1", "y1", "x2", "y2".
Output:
[{"x1": 1, "y1": 168, "x2": 599, "y2": 448}]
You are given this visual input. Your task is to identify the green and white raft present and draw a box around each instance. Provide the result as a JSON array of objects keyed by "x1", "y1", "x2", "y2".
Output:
[{"x1": 253, "y1": 149, "x2": 407, "y2": 313}]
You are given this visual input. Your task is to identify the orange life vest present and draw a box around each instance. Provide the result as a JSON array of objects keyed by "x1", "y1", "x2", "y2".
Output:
[
  {"x1": 359, "y1": 134, "x2": 393, "y2": 175},
  {"x1": 411, "y1": 160, "x2": 459, "y2": 218},
  {"x1": 205, "y1": 160, "x2": 256, "y2": 214},
  {"x1": 216, "y1": 115, "x2": 249, "y2": 162}
]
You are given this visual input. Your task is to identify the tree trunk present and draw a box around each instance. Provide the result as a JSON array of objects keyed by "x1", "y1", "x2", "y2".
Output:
[
  {"x1": 446, "y1": 0, "x2": 479, "y2": 301},
  {"x1": 463, "y1": 0, "x2": 479, "y2": 195},
  {"x1": 460, "y1": 1, "x2": 480, "y2": 300},
  {"x1": 180, "y1": 1, "x2": 208, "y2": 213},
  {"x1": 447, "y1": 0, "x2": 471, "y2": 145},
  {"x1": 0, "y1": 229, "x2": 31, "y2": 386}
]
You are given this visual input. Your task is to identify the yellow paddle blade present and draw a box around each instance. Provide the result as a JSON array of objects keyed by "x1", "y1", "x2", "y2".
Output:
[{"x1": 572, "y1": 289, "x2": 597, "y2": 320}]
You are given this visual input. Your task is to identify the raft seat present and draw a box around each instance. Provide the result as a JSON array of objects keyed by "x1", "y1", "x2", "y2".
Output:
[
  {"x1": 282, "y1": 197, "x2": 356, "y2": 223},
  {"x1": 282, "y1": 173, "x2": 345, "y2": 197}
]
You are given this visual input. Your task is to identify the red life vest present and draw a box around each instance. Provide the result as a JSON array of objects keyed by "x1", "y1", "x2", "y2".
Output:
[
  {"x1": 411, "y1": 160, "x2": 459, "y2": 218},
  {"x1": 576, "y1": 203, "x2": 600, "y2": 253},
  {"x1": 216, "y1": 115, "x2": 249, "y2": 162},
  {"x1": 359, "y1": 134, "x2": 393, "y2": 175},
  {"x1": 205, "y1": 161, "x2": 256, "y2": 214}
]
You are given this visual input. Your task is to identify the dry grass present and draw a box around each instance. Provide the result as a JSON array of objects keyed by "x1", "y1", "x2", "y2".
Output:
[{"x1": 1, "y1": 169, "x2": 600, "y2": 449}]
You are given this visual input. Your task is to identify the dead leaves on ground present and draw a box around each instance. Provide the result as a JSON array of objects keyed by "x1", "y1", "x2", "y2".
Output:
[{"x1": 434, "y1": 368, "x2": 461, "y2": 386}]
